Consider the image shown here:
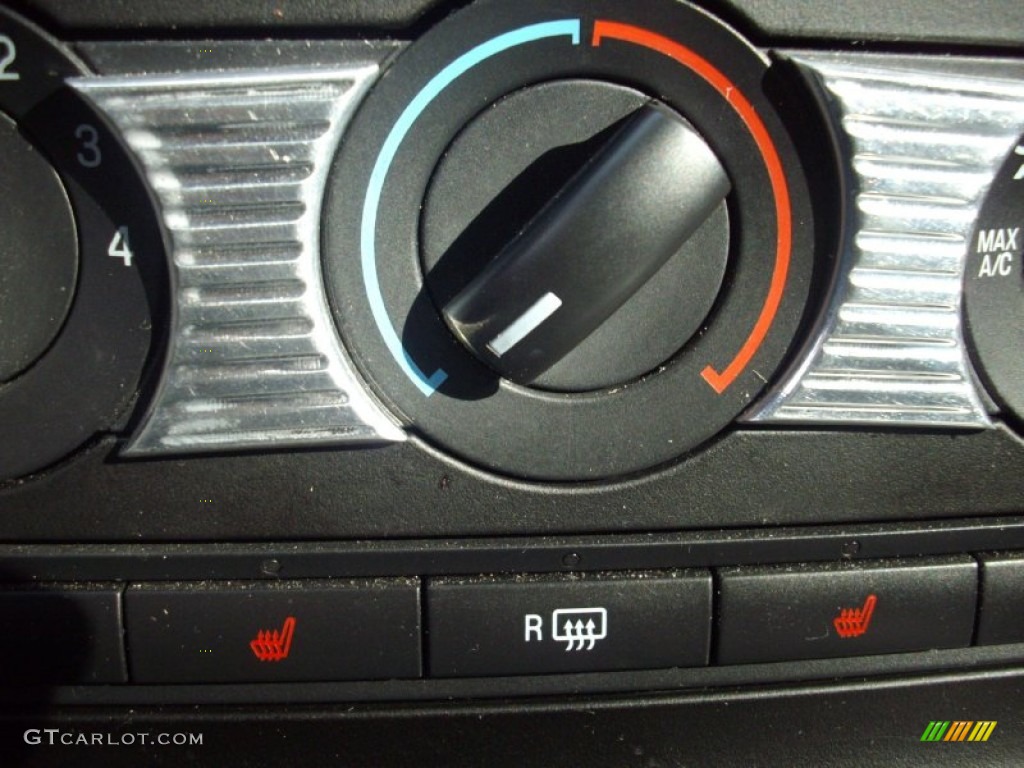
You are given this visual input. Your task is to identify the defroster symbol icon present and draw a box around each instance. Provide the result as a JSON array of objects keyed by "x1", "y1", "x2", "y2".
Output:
[{"x1": 552, "y1": 608, "x2": 608, "y2": 651}]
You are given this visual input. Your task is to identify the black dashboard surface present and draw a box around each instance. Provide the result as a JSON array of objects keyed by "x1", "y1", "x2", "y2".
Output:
[{"x1": 0, "y1": 1, "x2": 1022, "y2": 765}]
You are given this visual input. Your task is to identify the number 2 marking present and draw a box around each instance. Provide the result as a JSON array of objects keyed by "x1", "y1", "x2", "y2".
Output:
[
  {"x1": 75, "y1": 124, "x2": 102, "y2": 168},
  {"x1": 0, "y1": 35, "x2": 19, "y2": 81},
  {"x1": 108, "y1": 227, "x2": 134, "y2": 267}
]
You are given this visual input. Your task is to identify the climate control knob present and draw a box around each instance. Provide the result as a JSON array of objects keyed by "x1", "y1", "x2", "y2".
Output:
[
  {"x1": 326, "y1": 0, "x2": 820, "y2": 480},
  {"x1": 964, "y1": 135, "x2": 1024, "y2": 432},
  {"x1": 440, "y1": 102, "x2": 730, "y2": 386},
  {"x1": 0, "y1": 5, "x2": 165, "y2": 480},
  {"x1": 0, "y1": 110, "x2": 77, "y2": 383}
]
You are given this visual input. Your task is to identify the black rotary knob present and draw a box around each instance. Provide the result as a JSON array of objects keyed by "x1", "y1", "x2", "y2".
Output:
[
  {"x1": 0, "y1": 4, "x2": 166, "y2": 480},
  {"x1": 439, "y1": 100, "x2": 730, "y2": 385},
  {"x1": 421, "y1": 79, "x2": 732, "y2": 393},
  {"x1": 0, "y1": 109, "x2": 77, "y2": 383},
  {"x1": 325, "y1": 0, "x2": 817, "y2": 479},
  {"x1": 964, "y1": 135, "x2": 1024, "y2": 432}
]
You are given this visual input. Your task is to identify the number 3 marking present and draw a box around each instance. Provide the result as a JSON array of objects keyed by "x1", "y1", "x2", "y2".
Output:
[
  {"x1": 75, "y1": 124, "x2": 102, "y2": 168},
  {"x1": 1014, "y1": 145, "x2": 1024, "y2": 181},
  {"x1": 0, "y1": 34, "x2": 19, "y2": 81}
]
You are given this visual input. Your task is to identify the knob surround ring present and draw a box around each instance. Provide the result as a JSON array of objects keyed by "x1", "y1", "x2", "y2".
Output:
[{"x1": 325, "y1": 0, "x2": 817, "y2": 480}]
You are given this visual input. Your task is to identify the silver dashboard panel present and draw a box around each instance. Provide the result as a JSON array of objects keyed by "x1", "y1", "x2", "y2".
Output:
[
  {"x1": 751, "y1": 53, "x2": 1024, "y2": 427},
  {"x1": 71, "y1": 49, "x2": 1024, "y2": 456},
  {"x1": 72, "y1": 65, "x2": 407, "y2": 454}
]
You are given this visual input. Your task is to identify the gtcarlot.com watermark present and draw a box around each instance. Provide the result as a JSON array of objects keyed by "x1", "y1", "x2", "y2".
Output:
[{"x1": 23, "y1": 729, "x2": 203, "y2": 747}]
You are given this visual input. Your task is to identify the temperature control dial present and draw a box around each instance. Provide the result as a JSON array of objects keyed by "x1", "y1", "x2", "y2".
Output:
[
  {"x1": 0, "y1": 7, "x2": 165, "y2": 480},
  {"x1": 0, "y1": 110, "x2": 77, "y2": 383},
  {"x1": 426, "y1": 82, "x2": 730, "y2": 392},
  {"x1": 325, "y1": 0, "x2": 819, "y2": 480},
  {"x1": 965, "y1": 137, "x2": 1024, "y2": 431}
]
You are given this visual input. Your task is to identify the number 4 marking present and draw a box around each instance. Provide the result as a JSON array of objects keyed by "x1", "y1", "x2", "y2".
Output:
[
  {"x1": 108, "y1": 227, "x2": 134, "y2": 267},
  {"x1": 1014, "y1": 145, "x2": 1024, "y2": 181}
]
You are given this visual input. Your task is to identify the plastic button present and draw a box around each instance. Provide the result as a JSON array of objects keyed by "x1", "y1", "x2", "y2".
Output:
[
  {"x1": 716, "y1": 557, "x2": 977, "y2": 664},
  {"x1": 125, "y1": 579, "x2": 421, "y2": 683},
  {"x1": 0, "y1": 583, "x2": 126, "y2": 684},
  {"x1": 977, "y1": 553, "x2": 1024, "y2": 645},
  {"x1": 426, "y1": 570, "x2": 711, "y2": 677}
]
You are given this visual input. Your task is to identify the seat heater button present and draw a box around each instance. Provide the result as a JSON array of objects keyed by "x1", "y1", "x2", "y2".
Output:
[
  {"x1": 716, "y1": 557, "x2": 977, "y2": 664},
  {"x1": 125, "y1": 578, "x2": 421, "y2": 683}
]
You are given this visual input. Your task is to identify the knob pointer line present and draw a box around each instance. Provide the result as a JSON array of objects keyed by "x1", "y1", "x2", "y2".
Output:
[
  {"x1": 361, "y1": 20, "x2": 582, "y2": 397},
  {"x1": 592, "y1": 21, "x2": 793, "y2": 395}
]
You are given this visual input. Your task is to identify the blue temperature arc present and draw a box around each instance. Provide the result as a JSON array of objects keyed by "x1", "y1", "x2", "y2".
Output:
[{"x1": 360, "y1": 20, "x2": 582, "y2": 396}]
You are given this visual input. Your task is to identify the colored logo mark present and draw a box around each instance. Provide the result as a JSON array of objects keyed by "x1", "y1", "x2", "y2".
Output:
[
  {"x1": 249, "y1": 616, "x2": 296, "y2": 662},
  {"x1": 921, "y1": 721, "x2": 997, "y2": 742},
  {"x1": 833, "y1": 593, "x2": 877, "y2": 638}
]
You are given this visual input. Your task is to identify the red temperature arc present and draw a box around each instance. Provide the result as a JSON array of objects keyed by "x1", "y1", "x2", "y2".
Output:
[{"x1": 592, "y1": 21, "x2": 793, "y2": 395}]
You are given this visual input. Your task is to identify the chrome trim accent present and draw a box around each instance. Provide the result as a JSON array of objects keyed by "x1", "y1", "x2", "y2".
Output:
[
  {"x1": 72, "y1": 68, "x2": 406, "y2": 453},
  {"x1": 751, "y1": 53, "x2": 1024, "y2": 427}
]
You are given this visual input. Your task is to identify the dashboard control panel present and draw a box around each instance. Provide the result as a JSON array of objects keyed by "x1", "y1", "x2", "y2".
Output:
[
  {"x1": 4, "y1": 553, "x2": 1023, "y2": 691},
  {"x1": 0, "y1": 0, "x2": 1022, "y2": 712}
]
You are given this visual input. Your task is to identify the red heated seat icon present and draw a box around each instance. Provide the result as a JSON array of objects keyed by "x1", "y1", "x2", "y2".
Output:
[
  {"x1": 833, "y1": 594, "x2": 877, "y2": 638},
  {"x1": 249, "y1": 616, "x2": 296, "y2": 661}
]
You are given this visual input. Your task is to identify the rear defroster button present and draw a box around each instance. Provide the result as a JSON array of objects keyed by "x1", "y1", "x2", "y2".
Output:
[{"x1": 426, "y1": 571, "x2": 711, "y2": 677}]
